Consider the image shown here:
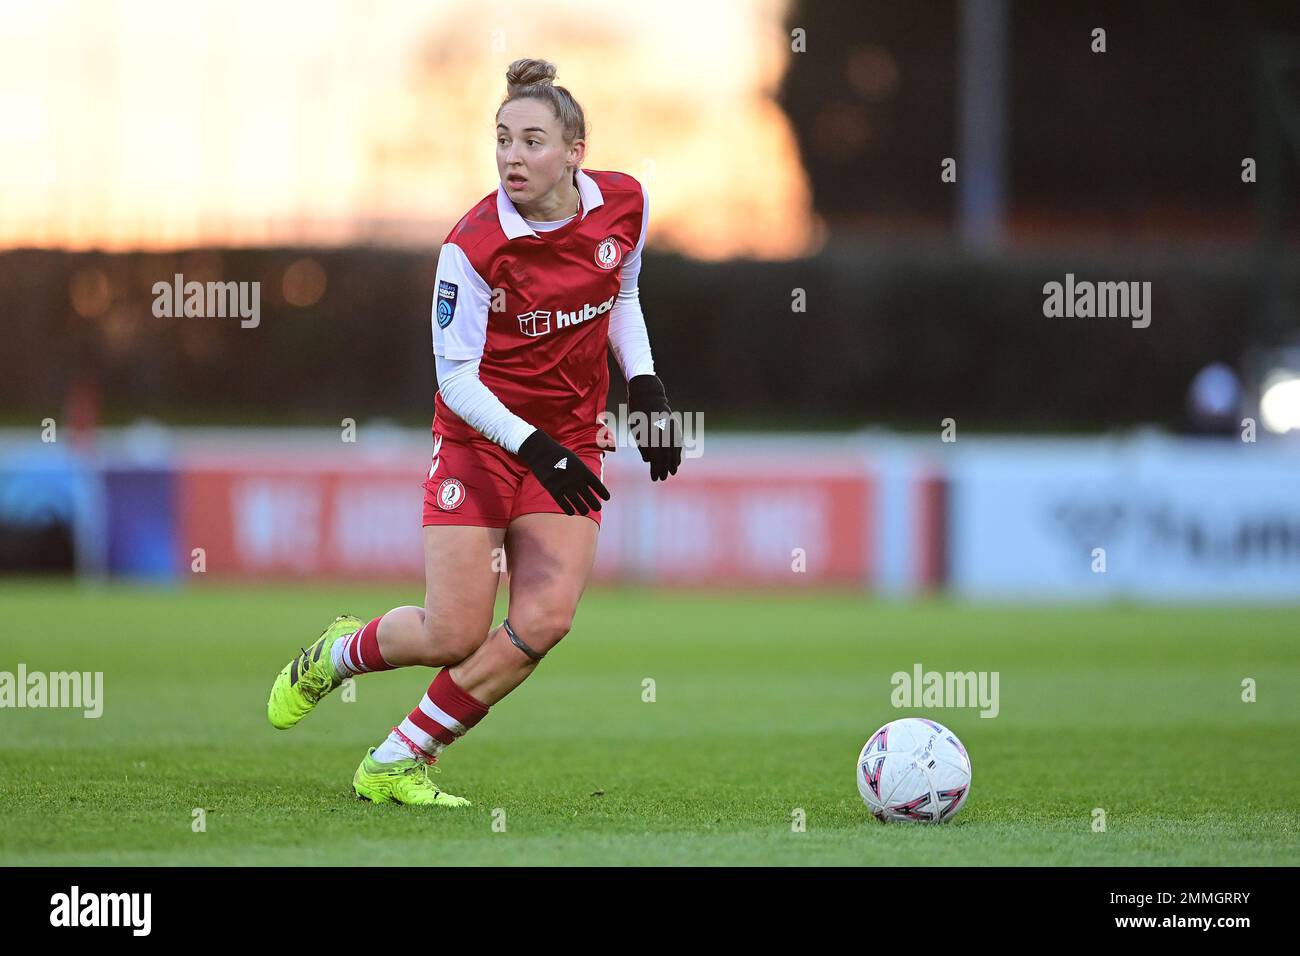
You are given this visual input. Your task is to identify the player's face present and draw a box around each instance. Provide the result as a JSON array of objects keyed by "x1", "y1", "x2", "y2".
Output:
[{"x1": 496, "y1": 99, "x2": 582, "y2": 212}]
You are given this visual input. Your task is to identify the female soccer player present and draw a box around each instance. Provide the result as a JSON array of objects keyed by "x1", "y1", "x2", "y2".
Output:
[{"x1": 266, "y1": 58, "x2": 682, "y2": 805}]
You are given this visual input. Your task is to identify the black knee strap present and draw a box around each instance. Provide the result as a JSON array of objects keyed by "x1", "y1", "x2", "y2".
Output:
[{"x1": 503, "y1": 618, "x2": 546, "y2": 662}]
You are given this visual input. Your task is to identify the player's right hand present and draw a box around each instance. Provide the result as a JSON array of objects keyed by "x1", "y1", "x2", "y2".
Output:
[{"x1": 517, "y1": 429, "x2": 610, "y2": 516}]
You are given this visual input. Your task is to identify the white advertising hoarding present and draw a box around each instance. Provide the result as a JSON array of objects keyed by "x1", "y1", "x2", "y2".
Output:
[{"x1": 948, "y1": 436, "x2": 1300, "y2": 601}]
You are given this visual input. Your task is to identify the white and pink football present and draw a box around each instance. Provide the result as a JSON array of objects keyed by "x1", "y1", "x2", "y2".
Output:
[{"x1": 856, "y1": 717, "x2": 971, "y2": 823}]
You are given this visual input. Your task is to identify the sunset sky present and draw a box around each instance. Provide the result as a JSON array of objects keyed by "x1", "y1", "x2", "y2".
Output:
[{"x1": 0, "y1": 0, "x2": 818, "y2": 259}]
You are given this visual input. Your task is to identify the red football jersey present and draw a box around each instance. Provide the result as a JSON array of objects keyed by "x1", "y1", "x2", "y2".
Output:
[{"x1": 431, "y1": 168, "x2": 648, "y2": 450}]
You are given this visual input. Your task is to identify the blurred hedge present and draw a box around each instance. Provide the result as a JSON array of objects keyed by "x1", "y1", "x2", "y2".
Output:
[{"x1": 1, "y1": 244, "x2": 1291, "y2": 430}]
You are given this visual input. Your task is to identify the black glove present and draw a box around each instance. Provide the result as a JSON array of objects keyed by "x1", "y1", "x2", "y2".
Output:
[
  {"x1": 627, "y1": 374, "x2": 682, "y2": 481},
  {"x1": 518, "y1": 429, "x2": 610, "y2": 516}
]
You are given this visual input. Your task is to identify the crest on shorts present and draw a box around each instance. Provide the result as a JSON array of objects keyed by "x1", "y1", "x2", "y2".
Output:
[
  {"x1": 594, "y1": 236, "x2": 622, "y2": 271},
  {"x1": 437, "y1": 477, "x2": 465, "y2": 511},
  {"x1": 436, "y1": 280, "x2": 458, "y2": 329}
]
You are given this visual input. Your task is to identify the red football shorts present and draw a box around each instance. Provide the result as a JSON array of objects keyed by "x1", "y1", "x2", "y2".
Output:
[{"x1": 422, "y1": 427, "x2": 606, "y2": 528}]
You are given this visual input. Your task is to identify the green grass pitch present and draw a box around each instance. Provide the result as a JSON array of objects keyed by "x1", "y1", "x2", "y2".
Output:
[{"x1": 1, "y1": 581, "x2": 1297, "y2": 865}]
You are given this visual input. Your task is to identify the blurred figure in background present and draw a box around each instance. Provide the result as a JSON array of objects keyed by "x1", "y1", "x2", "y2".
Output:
[{"x1": 1185, "y1": 362, "x2": 1243, "y2": 435}]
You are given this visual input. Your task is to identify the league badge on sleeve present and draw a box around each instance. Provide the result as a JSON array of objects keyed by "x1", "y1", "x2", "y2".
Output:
[{"x1": 437, "y1": 280, "x2": 458, "y2": 329}]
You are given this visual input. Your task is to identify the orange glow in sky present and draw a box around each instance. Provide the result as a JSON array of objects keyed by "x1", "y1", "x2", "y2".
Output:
[{"x1": 0, "y1": 0, "x2": 817, "y2": 259}]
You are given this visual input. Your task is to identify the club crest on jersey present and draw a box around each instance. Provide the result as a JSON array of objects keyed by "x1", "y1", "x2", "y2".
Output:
[
  {"x1": 594, "y1": 236, "x2": 623, "y2": 271},
  {"x1": 436, "y1": 477, "x2": 465, "y2": 511},
  {"x1": 436, "y1": 280, "x2": 458, "y2": 329}
]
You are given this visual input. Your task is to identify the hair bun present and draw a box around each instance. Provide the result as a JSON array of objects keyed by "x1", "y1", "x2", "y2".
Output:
[{"x1": 506, "y1": 58, "x2": 557, "y2": 95}]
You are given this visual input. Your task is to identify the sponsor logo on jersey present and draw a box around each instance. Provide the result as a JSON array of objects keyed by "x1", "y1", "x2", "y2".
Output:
[
  {"x1": 436, "y1": 477, "x2": 465, "y2": 511},
  {"x1": 517, "y1": 310, "x2": 552, "y2": 337},
  {"x1": 556, "y1": 294, "x2": 616, "y2": 330},
  {"x1": 594, "y1": 236, "x2": 623, "y2": 270},
  {"x1": 436, "y1": 280, "x2": 458, "y2": 329},
  {"x1": 516, "y1": 294, "x2": 616, "y2": 338}
]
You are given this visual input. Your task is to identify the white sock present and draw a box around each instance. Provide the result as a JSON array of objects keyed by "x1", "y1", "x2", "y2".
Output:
[
  {"x1": 373, "y1": 730, "x2": 444, "y2": 764},
  {"x1": 330, "y1": 628, "x2": 364, "y2": 677}
]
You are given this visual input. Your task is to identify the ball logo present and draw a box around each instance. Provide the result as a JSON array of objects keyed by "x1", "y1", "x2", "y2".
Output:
[
  {"x1": 594, "y1": 237, "x2": 622, "y2": 270},
  {"x1": 437, "y1": 478, "x2": 465, "y2": 511}
]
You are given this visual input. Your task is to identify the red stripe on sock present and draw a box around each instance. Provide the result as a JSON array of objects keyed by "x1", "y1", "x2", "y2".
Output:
[
  {"x1": 428, "y1": 667, "x2": 490, "y2": 728},
  {"x1": 356, "y1": 617, "x2": 394, "y2": 672},
  {"x1": 341, "y1": 633, "x2": 362, "y2": 673},
  {"x1": 391, "y1": 726, "x2": 438, "y2": 765},
  {"x1": 407, "y1": 706, "x2": 458, "y2": 746}
]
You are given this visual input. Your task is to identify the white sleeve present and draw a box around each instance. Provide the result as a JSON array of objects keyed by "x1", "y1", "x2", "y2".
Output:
[
  {"x1": 432, "y1": 242, "x2": 536, "y2": 452},
  {"x1": 432, "y1": 242, "x2": 491, "y2": 360},
  {"x1": 607, "y1": 182, "x2": 656, "y2": 381},
  {"x1": 608, "y1": 289, "x2": 655, "y2": 381},
  {"x1": 435, "y1": 355, "x2": 537, "y2": 454}
]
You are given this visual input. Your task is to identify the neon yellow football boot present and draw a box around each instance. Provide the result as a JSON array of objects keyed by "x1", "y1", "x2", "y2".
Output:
[
  {"x1": 266, "y1": 614, "x2": 362, "y2": 730},
  {"x1": 352, "y1": 748, "x2": 472, "y2": 807}
]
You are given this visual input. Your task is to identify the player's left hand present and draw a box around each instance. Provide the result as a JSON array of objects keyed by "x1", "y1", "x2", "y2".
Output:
[{"x1": 627, "y1": 374, "x2": 682, "y2": 481}]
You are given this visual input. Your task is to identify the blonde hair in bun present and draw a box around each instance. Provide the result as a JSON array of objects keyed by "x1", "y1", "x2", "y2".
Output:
[{"x1": 498, "y1": 58, "x2": 587, "y2": 145}]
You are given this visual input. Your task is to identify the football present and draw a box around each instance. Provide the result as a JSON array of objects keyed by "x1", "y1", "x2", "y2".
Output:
[{"x1": 857, "y1": 717, "x2": 972, "y2": 823}]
